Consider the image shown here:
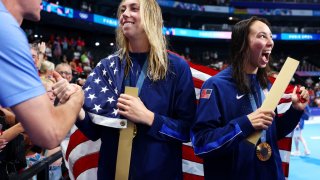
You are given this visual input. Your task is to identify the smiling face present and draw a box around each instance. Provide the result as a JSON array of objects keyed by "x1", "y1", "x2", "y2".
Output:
[
  {"x1": 246, "y1": 20, "x2": 274, "y2": 73},
  {"x1": 118, "y1": 0, "x2": 146, "y2": 41}
]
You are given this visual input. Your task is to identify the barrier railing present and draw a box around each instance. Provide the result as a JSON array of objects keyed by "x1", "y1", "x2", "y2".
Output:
[{"x1": 8, "y1": 151, "x2": 62, "y2": 180}]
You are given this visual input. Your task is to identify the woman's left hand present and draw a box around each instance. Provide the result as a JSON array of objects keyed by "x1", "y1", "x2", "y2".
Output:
[
  {"x1": 117, "y1": 94, "x2": 154, "y2": 126},
  {"x1": 292, "y1": 86, "x2": 309, "y2": 111}
]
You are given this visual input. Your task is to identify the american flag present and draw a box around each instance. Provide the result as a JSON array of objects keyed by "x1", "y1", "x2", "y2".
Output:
[{"x1": 61, "y1": 53, "x2": 294, "y2": 180}]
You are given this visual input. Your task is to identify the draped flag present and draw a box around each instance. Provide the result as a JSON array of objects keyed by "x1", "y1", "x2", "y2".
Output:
[{"x1": 61, "y1": 53, "x2": 294, "y2": 180}]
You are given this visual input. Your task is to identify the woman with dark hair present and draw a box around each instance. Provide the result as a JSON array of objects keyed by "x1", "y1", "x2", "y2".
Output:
[{"x1": 191, "y1": 16, "x2": 309, "y2": 179}]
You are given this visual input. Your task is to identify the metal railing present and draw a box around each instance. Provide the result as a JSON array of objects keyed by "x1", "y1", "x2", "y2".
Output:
[{"x1": 8, "y1": 151, "x2": 62, "y2": 180}]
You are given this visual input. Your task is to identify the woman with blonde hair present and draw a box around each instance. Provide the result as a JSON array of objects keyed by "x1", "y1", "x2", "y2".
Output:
[
  {"x1": 74, "y1": 0, "x2": 196, "y2": 179},
  {"x1": 39, "y1": 60, "x2": 55, "y2": 82}
]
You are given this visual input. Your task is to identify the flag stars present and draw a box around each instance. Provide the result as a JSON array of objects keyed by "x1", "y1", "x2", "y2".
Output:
[
  {"x1": 93, "y1": 104, "x2": 102, "y2": 112},
  {"x1": 107, "y1": 96, "x2": 115, "y2": 104},
  {"x1": 101, "y1": 86, "x2": 109, "y2": 93},
  {"x1": 88, "y1": 94, "x2": 97, "y2": 100},
  {"x1": 110, "y1": 61, "x2": 115, "y2": 68},
  {"x1": 84, "y1": 86, "x2": 91, "y2": 92},
  {"x1": 112, "y1": 108, "x2": 118, "y2": 116},
  {"x1": 115, "y1": 88, "x2": 118, "y2": 95},
  {"x1": 89, "y1": 71, "x2": 96, "y2": 77},
  {"x1": 108, "y1": 78, "x2": 112, "y2": 85},
  {"x1": 94, "y1": 77, "x2": 101, "y2": 84},
  {"x1": 113, "y1": 68, "x2": 118, "y2": 75},
  {"x1": 96, "y1": 62, "x2": 102, "y2": 67},
  {"x1": 102, "y1": 69, "x2": 107, "y2": 76}
]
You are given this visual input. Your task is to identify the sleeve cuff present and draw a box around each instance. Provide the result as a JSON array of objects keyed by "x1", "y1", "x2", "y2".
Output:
[
  {"x1": 147, "y1": 113, "x2": 163, "y2": 136},
  {"x1": 234, "y1": 115, "x2": 256, "y2": 137},
  {"x1": 76, "y1": 111, "x2": 91, "y2": 129}
]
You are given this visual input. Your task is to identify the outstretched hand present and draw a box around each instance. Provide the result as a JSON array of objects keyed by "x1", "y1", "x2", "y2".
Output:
[
  {"x1": 38, "y1": 42, "x2": 46, "y2": 54},
  {"x1": 292, "y1": 86, "x2": 309, "y2": 111},
  {"x1": 52, "y1": 71, "x2": 82, "y2": 104}
]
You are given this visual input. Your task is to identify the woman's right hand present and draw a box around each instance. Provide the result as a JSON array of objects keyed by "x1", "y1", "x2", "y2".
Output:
[{"x1": 247, "y1": 108, "x2": 275, "y2": 130}]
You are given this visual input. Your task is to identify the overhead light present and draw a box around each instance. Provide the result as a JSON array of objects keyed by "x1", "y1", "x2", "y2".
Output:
[
  {"x1": 228, "y1": 17, "x2": 233, "y2": 21},
  {"x1": 95, "y1": 42, "x2": 100, "y2": 46},
  {"x1": 110, "y1": 42, "x2": 114, "y2": 46}
]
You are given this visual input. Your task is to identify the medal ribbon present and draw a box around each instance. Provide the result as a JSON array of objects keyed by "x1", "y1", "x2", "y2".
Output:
[
  {"x1": 116, "y1": 57, "x2": 148, "y2": 179},
  {"x1": 248, "y1": 79, "x2": 273, "y2": 161},
  {"x1": 248, "y1": 81, "x2": 266, "y2": 143}
]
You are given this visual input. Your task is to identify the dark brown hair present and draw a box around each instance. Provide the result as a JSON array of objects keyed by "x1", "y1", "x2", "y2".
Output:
[{"x1": 230, "y1": 16, "x2": 271, "y2": 93}]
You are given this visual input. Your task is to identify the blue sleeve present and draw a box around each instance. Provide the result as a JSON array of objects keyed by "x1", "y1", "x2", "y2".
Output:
[
  {"x1": 147, "y1": 57, "x2": 196, "y2": 142},
  {"x1": 0, "y1": 10, "x2": 45, "y2": 107},
  {"x1": 275, "y1": 106, "x2": 304, "y2": 139},
  {"x1": 76, "y1": 111, "x2": 101, "y2": 141},
  {"x1": 191, "y1": 80, "x2": 255, "y2": 158}
]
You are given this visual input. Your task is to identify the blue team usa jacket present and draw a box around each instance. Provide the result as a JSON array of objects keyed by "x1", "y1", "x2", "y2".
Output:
[
  {"x1": 191, "y1": 67, "x2": 303, "y2": 180},
  {"x1": 76, "y1": 51, "x2": 196, "y2": 180}
]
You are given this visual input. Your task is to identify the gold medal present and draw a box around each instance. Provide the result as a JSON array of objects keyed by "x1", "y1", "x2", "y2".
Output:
[{"x1": 256, "y1": 142, "x2": 272, "y2": 161}]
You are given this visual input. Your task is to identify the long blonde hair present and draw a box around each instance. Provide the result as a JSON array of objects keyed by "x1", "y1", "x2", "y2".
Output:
[{"x1": 116, "y1": 0, "x2": 168, "y2": 81}]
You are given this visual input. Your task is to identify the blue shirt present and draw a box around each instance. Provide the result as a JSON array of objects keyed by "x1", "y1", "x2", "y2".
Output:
[
  {"x1": 76, "y1": 51, "x2": 196, "y2": 180},
  {"x1": 0, "y1": 1, "x2": 45, "y2": 107}
]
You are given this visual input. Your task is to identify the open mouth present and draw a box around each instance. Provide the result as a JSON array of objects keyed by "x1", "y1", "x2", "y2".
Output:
[{"x1": 261, "y1": 50, "x2": 271, "y2": 63}]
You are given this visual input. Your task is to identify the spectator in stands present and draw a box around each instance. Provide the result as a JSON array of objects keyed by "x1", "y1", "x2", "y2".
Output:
[
  {"x1": 53, "y1": 36, "x2": 62, "y2": 65},
  {"x1": 56, "y1": 63, "x2": 73, "y2": 83},
  {"x1": 76, "y1": 36, "x2": 85, "y2": 51},
  {"x1": 191, "y1": 16, "x2": 309, "y2": 179},
  {"x1": 292, "y1": 108, "x2": 311, "y2": 156},
  {"x1": 0, "y1": 0, "x2": 84, "y2": 149},
  {"x1": 45, "y1": 42, "x2": 53, "y2": 61},
  {"x1": 30, "y1": 42, "x2": 46, "y2": 70},
  {"x1": 0, "y1": 107, "x2": 27, "y2": 178},
  {"x1": 40, "y1": 60, "x2": 56, "y2": 82},
  {"x1": 70, "y1": 0, "x2": 196, "y2": 179}
]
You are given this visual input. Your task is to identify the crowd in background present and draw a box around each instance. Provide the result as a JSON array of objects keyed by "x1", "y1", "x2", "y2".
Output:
[{"x1": 27, "y1": 30, "x2": 320, "y2": 110}]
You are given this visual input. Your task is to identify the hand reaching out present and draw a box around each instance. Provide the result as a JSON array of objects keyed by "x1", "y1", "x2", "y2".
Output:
[
  {"x1": 292, "y1": 86, "x2": 309, "y2": 111},
  {"x1": 38, "y1": 42, "x2": 46, "y2": 54},
  {"x1": 52, "y1": 71, "x2": 83, "y2": 104}
]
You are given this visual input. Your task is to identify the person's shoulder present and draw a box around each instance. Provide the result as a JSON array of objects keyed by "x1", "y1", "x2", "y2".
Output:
[
  {"x1": 205, "y1": 67, "x2": 232, "y2": 85},
  {"x1": 168, "y1": 51, "x2": 187, "y2": 63},
  {"x1": 211, "y1": 67, "x2": 232, "y2": 80},
  {"x1": 97, "y1": 52, "x2": 121, "y2": 67},
  {"x1": 0, "y1": 11, "x2": 28, "y2": 53},
  {"x1": 167, "y1": 51, "x2": 190, "y2": 70},
  {"x1": 0, "y1": 8, "x2": 21, "y2": 35},
  {"x1": 104, "y1": 52, "x2": 120, "y2": 61}
]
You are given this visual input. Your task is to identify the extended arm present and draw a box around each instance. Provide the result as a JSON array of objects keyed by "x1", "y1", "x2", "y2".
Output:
[{"x1": 12, "y1": 88, "x2": 83, "y2": 149}]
